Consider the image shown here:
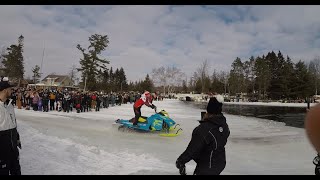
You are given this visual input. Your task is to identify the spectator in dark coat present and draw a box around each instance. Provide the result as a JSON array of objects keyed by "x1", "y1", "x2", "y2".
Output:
[{"x1": 176, "y1": 95, "x2": 230, "y2": 175}]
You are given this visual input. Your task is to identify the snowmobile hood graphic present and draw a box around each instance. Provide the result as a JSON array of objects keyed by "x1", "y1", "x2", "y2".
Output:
[{"x1": 115, "y1": 110, "x2": 182, "y2": 137}]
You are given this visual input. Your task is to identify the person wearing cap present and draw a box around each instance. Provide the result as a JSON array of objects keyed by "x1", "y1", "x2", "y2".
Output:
[
  {"x1": 176, "y1": 95, "x2": 230, "y2": 175},
  {"x1": 0, "y1": 77, "x2": 21, "y2": 175}
]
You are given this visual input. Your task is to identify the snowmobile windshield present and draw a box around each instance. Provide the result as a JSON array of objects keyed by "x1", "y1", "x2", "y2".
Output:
[{"x1": 159, "y1": 110, "x2": 169, "y2": 118}]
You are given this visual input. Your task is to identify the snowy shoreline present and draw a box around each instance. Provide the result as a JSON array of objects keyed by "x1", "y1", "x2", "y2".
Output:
[
  {"x1": 15, "y1": 99, "x2": 315, "y2": 175},
  {"x1": 224, "y1": 101, "x2": 317, "y2": 108},
  {"x1": 189, "y1": 99, "x2": 317, "y2": 108}
]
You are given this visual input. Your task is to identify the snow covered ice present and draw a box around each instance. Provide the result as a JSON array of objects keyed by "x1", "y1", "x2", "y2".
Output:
[{"x1": 15, "y1": 99, "x2": 315, "y2": 175}]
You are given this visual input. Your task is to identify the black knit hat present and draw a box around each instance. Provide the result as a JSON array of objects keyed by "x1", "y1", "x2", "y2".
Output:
[
  {"x1": 0, "y1": 77, "x2": 14, "y2": 91},
  {"x1": 207, "y1": 96, "x2": 223, "y2": 114}
]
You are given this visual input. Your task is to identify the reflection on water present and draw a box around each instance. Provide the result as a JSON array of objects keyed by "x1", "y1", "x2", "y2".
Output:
[{"x1": 183, "y1": 101, "x2": 307, "y2": 128}]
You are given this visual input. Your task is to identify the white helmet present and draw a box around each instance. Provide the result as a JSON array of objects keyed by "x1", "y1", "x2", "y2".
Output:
[{"x1": 215, "y1": 94, "x2": 224, "y2": 103}]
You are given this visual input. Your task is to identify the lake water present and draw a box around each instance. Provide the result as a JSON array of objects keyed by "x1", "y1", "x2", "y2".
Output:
[{"x1": 182, "y1": 101, "x2": 308, "y2": 128}]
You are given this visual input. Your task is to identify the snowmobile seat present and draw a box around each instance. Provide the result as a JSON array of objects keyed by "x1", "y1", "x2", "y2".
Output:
[
  {"x1": 128, "y1": 116, "x2": 148, "y2": 124},
  {"x1": 138, "y1": 116, "x2": 148, "y2": 123}
]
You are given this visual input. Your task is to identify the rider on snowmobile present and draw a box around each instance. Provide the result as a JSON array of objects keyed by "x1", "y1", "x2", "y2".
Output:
[{"x1": 132, "y1": 91, "x2": 156, "y2": 126}]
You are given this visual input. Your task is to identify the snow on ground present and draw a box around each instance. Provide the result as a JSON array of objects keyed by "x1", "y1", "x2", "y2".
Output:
[{"x1": 15, "y1": 99, "x2": 316, "y2": 175}]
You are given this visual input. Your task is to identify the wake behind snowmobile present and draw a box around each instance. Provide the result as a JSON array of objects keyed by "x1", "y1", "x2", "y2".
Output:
[{"x1": 115, "y1": 110, "x2": 183, "y2": 137}]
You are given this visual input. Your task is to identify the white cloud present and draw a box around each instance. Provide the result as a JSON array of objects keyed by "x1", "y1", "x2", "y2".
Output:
[{"x1": 0, "y1": 5, "x2": 320, "y2": 83}]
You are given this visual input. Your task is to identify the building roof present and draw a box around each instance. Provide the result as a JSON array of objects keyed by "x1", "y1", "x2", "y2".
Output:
[
  {"x1": 20, "y1": 79, "x2": 29, "y2": 85},
  {"x1": 41, "y1": 75, "x2": 69, "y2": 83}
]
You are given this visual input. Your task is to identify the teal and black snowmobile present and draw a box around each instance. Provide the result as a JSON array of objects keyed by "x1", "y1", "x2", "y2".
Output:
[{"x1": 115, "y1": 110, "x2": 182, "y2": 137}]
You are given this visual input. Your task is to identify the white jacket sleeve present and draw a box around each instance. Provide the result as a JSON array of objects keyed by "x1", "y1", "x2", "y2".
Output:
[{"x1": 0, "y1": 100, "x2": 17, "y2": 131}]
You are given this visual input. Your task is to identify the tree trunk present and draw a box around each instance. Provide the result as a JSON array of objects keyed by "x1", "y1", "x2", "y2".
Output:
[
  {"x1": 201, "y1": 79, "x2": 204, "y2": 93},
  {"x1": 316, "y1": 80, "x2": 318, "y2": 95}
]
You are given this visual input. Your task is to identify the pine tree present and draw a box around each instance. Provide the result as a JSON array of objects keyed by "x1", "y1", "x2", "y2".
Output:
[
  {"x1": 211, "y1": 70, "x2": 224, "y2": 93},
  {"x1": 2, "y1": 35, "x2": 25, "y2": 81},
  {"x1": 243, "y1": 60, "x2": 251, "y2": 93},
  {"x1": 203, "y1": 76, "x2": 211, "y2": 93},
  {"x1": 265, "y1": 51, "x2": 282, "y2": 99},
  {"x1": 229, "y1": 57, "x2": 244, "y2": 95},
  {"x1": 141, "y1": 74, "x2": 154, "y2": 92},
  {"x1": 31, "y1": 65, "x2": 41, "y2": 84},
  {"x1": 102, "y1": 69, "x2": 109, "y2": 91},
  {"x1": 109, "y1": 67, "x2": 114, "y2": 91},
  {"x1": 128, "y1": 81, "x2": 134, "y2": 91},
  {"x1": 277, "y1": 51, "x2": 288, "y2": 100},
  {"x1": 292, "y1": 61, "x2": 313, "y2": 99},
  {"x1": 77, "y1": 34, "x2": 110, "y2": 91},
  {"x1": 284, "y1": 56, "x2": 295, "y2": 99},
  {"x1": 119, "y1": 67, "x2": 128, "y2": 91},
  {"x1": 114, "y1": 68, "x2": 120, "y2": 88},
  {"x1": 254, "y1": 55, "x2": 271, "y2": 99}
]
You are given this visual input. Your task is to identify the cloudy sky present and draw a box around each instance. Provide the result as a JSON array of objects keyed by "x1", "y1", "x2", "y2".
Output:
[{"x1": 0, "y1": 5, "x2": 320, "y2": 82}]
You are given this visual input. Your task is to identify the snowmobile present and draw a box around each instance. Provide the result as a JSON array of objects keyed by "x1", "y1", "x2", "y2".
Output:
[{"x1": 115, "y1": 109, "x2": 183, "y2": 137}]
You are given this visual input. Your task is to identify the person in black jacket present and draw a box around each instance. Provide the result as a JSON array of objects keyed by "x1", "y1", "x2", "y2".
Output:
[
  {"x1": 42, "y1": 89, "x2": 49, "y2": 112},
  {"x1": 81, "y1": 93, "x2": 87, "y2": 112},
  {"x1": 0, "y1": 77, "x2": 21, "y2": 175},
  {"x1": 176, "y1": 95, "x2": 230, "y2": 175}
]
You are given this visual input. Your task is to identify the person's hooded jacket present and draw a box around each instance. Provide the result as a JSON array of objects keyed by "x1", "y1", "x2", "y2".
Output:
[{"x1": 176, "y1": 96, "x2": 230, "y2": 175}]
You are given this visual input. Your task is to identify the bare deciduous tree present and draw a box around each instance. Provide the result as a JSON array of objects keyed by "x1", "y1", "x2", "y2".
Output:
[
  {"x1": 69, "y1": 64, "x2": 78, "y2": 86},
  {"x1": 219, "y1": 70, "x2": 229, "y2": 94},
  {"x1": 0, "y1": 46, "x2": 6, "y2": 67},
  {"x1": 309, "y1": 56, "x2": 320, "y2": 95},
  {"x1": 151, "y1": 66, "x2": 166, "y2": 94},
  {"x1": 151, "y1": 65, "x2": 185, "y2": 95},
  {"x1": 196, "y1": 60, "x2": 210, "y2": 93},
  {"x1": 166, "y1": 66, "x2": 185, "y2": 94}
]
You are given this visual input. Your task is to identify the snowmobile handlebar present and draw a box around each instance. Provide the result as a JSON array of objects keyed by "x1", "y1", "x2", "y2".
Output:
[{"x1": 151, "y1": 104, "x2": 157, "y2": 113}]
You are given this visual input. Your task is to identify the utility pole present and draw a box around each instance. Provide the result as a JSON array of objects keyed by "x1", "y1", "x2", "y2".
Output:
[{"x1": 40, "y1": 41, "x2": 45, "y2": 80}]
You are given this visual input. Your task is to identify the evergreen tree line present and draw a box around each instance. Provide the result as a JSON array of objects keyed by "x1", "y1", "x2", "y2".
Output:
[
  {"x1": 94, "y1": 66, "x2": 154, "y2": 93},
  {"x1": 77, "y1": 34, "x2": 154, "y2": 92},
  {"x1": 188, "y1": 51, "x2": 320, "y2": 100},
  {"x1": 0, "y1": 34, "x2": 155, "y2": 93},
  {"x1": 2, "y1": 34, "x2": 319, "y2": 100}
]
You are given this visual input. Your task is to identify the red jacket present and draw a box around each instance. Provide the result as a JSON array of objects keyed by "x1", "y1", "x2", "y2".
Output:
[{"x1": 134, "y1": 92, "x2": 153, "y2": 108}]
